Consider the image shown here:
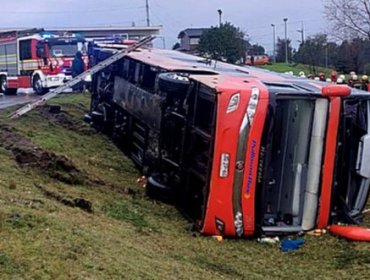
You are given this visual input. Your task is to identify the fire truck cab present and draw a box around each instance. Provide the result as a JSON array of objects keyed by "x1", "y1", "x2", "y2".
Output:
[{"x1": 0, "y1": 29, "x2": 86, "y2": 95}]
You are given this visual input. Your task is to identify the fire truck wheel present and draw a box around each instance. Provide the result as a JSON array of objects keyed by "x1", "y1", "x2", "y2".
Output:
[
  {"x1": 0, "y1": 76, "x2": 17, "y2": 95},
  {"x1": 0, "y1": 76, "x2": 6, "y2": 93},
  {"x1": 33, "y1": 75, "x2": 48, "y2": 95},
  {"x1": 158, "y1": 73, "x2": 190, "y2": 95}
]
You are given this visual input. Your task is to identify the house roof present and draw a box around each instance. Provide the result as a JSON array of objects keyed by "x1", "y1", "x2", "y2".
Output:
[{"x1": 178, "y1": 28, "x2": 210, "y2": 39}]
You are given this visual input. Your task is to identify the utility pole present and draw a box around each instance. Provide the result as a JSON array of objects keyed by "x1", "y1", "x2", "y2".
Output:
[
  {"x1": 284, "y1": 18, "x2": 288, "y2": 63},
  {"x1": 146, "y1": 0, "x2": 150, "y2": 27},
  {"x1": 297, "y1": 21, "x2": 304, "y2": 44},
  {"x1": 271, "y1": 24, "x2": 276, "y2": 63},
  {"x1": 217, "y1": 9, "x2": 222, "y2": 26}
]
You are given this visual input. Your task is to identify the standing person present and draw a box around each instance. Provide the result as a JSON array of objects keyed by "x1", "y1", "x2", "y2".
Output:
[
  {"x1": 250, "y1": 55, "x2": 255, "y2": 65},
  {"x1": 352, "y1": 74, "x2": 362, "y2": 89},
  {"x1": 361, "y1": 75, "x2": 370, "y2": 91},
  {"x1": 71, "y1": 51, "x2": 85, "y2": 91},
  {"x1": 330, "y1": 70, "x2": 337, "y2": 83},
  {"x1": 318, "y1": 72, "x2": 326, "y2": 82}
]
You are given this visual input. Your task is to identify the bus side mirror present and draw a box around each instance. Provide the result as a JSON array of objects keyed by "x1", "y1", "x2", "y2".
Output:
[{"x1": 322, "y1": 85, "x2": 351, "y2": 97}]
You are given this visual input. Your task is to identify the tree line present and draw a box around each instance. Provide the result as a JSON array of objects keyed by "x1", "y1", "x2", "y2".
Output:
[
  {"x1": 194, "y1": 0, "x2": 370, "y2": 73},
  {"x1": 275, "y1": 35, "x2": 370, "y2": 74}
]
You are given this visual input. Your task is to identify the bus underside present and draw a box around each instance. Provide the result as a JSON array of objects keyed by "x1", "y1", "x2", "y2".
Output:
[{"x1": 90, "y1": 62, "x2": 216, "y2": 223}]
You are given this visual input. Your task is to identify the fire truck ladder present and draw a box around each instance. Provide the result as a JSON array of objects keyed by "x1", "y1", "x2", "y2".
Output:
[{"x1": 9, "y1": 35, "x2": 155, "y2": 119}]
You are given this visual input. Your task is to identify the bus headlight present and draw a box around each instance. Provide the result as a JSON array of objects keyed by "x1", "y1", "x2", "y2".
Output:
[
  {"x1": 227, "y1": 93, "x2": 240, "y2": 113},
  {"x1": 247, "y1": 87, "x2": 260, "y2": 124}
]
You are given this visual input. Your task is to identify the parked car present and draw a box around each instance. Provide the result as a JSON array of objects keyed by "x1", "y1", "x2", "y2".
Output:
[{"x1": 245, "y1": 55, "x2": 270, "y2": 66}]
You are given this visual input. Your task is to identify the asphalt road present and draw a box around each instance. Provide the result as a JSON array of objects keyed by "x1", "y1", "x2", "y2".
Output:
[{"x1": 0, "y1": 90, "x2": 40, "y2": 110}]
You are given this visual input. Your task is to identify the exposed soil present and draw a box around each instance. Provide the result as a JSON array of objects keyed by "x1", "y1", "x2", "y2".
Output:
[
  {"x1": 34, "y1": 184, "x2": 93, "y2": 213},
  {"x1": 38, "y1": 105, "x2": 95, "y2": 135},
  {"x1": 0, "y1": 123, "x2": 87, "y2": 185}
]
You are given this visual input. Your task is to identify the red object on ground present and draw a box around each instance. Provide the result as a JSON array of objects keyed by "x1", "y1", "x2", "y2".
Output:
[{"x1": 328, "y1": 225, "x2": 370, "y2": 241}]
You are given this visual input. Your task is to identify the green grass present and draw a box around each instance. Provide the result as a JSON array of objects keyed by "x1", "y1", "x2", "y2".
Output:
[
  {"x1": 256, "y1": 63, "x2": 333, "y2": 76},
  {"x1": 0, "y1": 93, "x2": 369, "y2": 279}
]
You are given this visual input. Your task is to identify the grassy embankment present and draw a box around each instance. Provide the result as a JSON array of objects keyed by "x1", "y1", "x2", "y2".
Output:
[
  {"x1": 0, "y1": 93, "x2": 369, "y2": 279},
  {"x1": 257, "y1": 63, "x2": 332, "y2": 76}
]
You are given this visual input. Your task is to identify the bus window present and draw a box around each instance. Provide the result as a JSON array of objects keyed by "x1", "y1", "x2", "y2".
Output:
[
  {"x1": 193, "y1": 85, "x2": 216, "y2": 134},
  {"x1": 141, "y1": 65, "x2": 158, "y2": 91}
]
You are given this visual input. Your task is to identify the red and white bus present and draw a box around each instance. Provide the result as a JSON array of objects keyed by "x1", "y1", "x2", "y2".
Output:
[
  {"x1": 87, "y1": 46, "x2": 370, "y2": 237},
  {"x1": 0, "y1": 29, "x2": 86, "y2": 95}
]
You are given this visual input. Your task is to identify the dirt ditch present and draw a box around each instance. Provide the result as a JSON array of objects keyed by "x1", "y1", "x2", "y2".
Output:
[
  {"x1": 37, "y1": 105, "x2": 95, "y2": 135},
  {"x1": 0, "y1": 123, "x2": 87, "y2": 185},
  {"x1": 34, "y1": 184, "x2": 93, "y2": 213}
]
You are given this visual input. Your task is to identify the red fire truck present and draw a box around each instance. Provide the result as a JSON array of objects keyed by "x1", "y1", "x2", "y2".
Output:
[
  {"x1": 0, "y1": 29, "x2": 86, "y2": 95},
  {"x1": 87, "y1": 46, "x2": 370, "y2": 237}
]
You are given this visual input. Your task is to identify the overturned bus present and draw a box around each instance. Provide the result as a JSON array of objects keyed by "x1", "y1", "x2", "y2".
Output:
[{"x1": 87, "y1": 45, "x2": 370, "y2": 237}]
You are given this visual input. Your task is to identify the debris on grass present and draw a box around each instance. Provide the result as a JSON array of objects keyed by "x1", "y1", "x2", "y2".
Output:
[
  {"x1": 257, "y1": 236, "x2": 280, "y2": 244},
  {"x1": 212, "y1": 235, "x2": 223, "y2": 242},
  {"x1": 280, "y1": 239, "x2": 305, "y2": 252},
  {"x1": 307, "y1": 229, "x2": 327, "y2": 237},
  {"x1": 136, "y1": 176, "x2": 147, "y2": 188}
]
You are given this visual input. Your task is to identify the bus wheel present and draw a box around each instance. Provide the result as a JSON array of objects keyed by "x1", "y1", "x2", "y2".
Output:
[
  {"x1": 158, "y1": 73, "x2": 190, "y2": 94},
  {"x1": 33, "y1": 75, "x2": 48, "y2": 95},
  {"x1": 146, "y1": 174, "x2": 175, "y2": 202}
]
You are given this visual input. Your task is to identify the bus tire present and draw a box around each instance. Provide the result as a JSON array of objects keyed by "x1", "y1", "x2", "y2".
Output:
[
  {"x1": 158, "y1": 73, "x2": 190, "y2": 94},
  {"x1": 33, "y1": 75, "x2": 48, "y2": 95},
  {"x1": 146, "y1": 174, "x2": 175, "y2": 202}
]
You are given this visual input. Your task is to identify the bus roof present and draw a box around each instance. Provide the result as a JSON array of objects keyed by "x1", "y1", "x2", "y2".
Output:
[{"x1": 113, "y1": 47, "x2": 364, "y2": 96}]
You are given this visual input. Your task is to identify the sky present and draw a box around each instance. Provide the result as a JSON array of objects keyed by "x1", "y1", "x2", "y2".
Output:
[{"x1": 0, "y1": 0, "x2": 328, "y2": 53}]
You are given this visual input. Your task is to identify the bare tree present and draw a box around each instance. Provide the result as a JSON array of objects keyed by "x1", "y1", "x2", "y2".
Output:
[{"x1": 324, "y1": 0, "x2": 370, "y2": 39}]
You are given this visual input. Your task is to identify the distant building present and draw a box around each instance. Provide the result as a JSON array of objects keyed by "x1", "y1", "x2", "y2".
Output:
[
  {"x1": 177, "y1": 28, "x2": 210, "y2": 54},
  {"x1": 46, "y1": 26, "x2": 162, "y2": 42},
  {"x1": 0, "y1": 26, "x2": 161, "y2": 41}
]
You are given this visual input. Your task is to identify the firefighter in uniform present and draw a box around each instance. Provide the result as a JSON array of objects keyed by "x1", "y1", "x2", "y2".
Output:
[
  {"x1": 72, "y1": 51, "x2": 85, "y2": 91},
  {"x1": 361, "y1": 75, "x2": 370, "y2": 91}
]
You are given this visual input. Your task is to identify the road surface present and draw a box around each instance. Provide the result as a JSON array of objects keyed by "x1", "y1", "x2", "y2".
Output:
[{"x1": 0, "y1": 90, "x2": 40, "y2": 110}]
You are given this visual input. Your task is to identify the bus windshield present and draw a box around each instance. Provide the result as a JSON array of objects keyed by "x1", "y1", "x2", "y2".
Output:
[{"x1": 260, "y1": 97, "x2": 328, "y2": 233}]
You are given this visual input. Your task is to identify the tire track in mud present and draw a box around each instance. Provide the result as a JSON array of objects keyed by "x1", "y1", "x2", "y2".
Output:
[{"x1": 0, "y1": 123, "x2": 87, "y2": 185}]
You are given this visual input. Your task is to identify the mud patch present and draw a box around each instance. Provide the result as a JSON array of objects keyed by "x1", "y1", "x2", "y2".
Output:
[
  {"x1": 38, "y1": 105, "x2": 95, "y2": 135},
  {"x1": 35, "y1": 184, "x2": 93, "y2": 213},
  {"x1": 0, "y1": 124, "x2": 87, "y2": 184}
]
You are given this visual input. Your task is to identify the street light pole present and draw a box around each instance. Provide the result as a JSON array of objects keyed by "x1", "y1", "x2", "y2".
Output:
[
  {"x1": 217, "y1": 9, "x2": 222, "y2": 26},
  {"x1": 146, "y1": 0, "x2": 150, "y2": 27},
  {"x1": 271, "y1": 24, "x2": 276, "y2": 64},
  {"x1": 284, "y1": 18, "x2": 288, "y2": 63}
]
